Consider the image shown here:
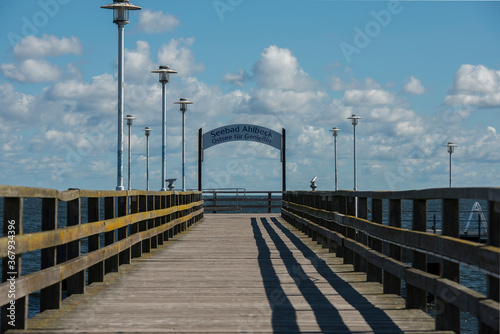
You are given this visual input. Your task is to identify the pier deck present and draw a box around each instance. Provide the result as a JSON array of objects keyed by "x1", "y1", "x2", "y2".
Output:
[{"x1": 10, "y1": 214, "x2": 451, "y2": 334}]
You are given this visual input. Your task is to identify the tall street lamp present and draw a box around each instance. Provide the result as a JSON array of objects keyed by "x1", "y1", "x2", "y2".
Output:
[
  {"x1": 142, "y1": 127, "x2": 153, "y2": 191},
  {"x1": 151, "y1": 66, "x2": 177, "y2": 191},
  {"x1": 174, "y1": 98, "x2": 193, "y2": 191},
  {"x1": 347, "y1": 114, "x2": 362, "y2": 217},
  {"x1": 124, "y1": 115, "x2": 135, "y2": 190},
  {"x1": 101, "y1": 0, "x2": 141, "y2": 191},
  {"x1": 444, "y1": 142, "x2": 458, "y2": 188},
  {"x1": 329, "y1": 127, "x2": 341, "y2": 191}
]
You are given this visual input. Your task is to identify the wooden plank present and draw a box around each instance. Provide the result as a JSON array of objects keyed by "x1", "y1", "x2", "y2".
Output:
[{"x1": 18, "y1": 214, "x2": 448, "y2": 334}]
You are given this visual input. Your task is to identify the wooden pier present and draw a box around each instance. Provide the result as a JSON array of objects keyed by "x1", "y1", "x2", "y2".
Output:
[
  {"x1": 7, "y1": 214, "x2": 451, "y2": 333},
  {"x1": 1, "y1": 186, "x2": 499, "y2": 333}
]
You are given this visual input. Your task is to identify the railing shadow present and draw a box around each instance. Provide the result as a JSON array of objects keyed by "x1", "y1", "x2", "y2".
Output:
[
  {"x1": 251, "y1": 217, "x2": 300, "y2": 333},
  {"x1": 259, "y1": 217, "x2": 352, "y2": 333},
  {"x1": 270, "y1": 217, "x2": 402, "y2": 334}
]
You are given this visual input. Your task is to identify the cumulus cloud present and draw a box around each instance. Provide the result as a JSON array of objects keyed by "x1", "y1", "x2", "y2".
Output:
[
  {"x1": 158, "y1": 38, "x2": 205, "y2": 77},
  {"x1": 253, "y1": 45, "x2": 316, "y2": 91},
  {"x1": 223, "y1": 69, "x2": 251, "y2": 87},
  {"x1": 137, "y1": 9, "x2": 180, "y2": 34},
  {"x1": 1, "y1": 59, "x2": 63, "y2": 83},
  {"x1": 124, "y1": 40, "x2": 155, "y2": 83},
  {"x1": 403, "y1": 76, "x2": 425, "y2": 95},
  {"x1": 13, "y1": 34, "x2": 82, "y2": 59},
  {"x1": 343, "y1": 89, "x2": 395, "y2": 106},
  {"x1": 0, "y1": 83, "x2": 35, "y2": 122},
  {"x1": 443, "y1": 64, "x2": 500, "y2": 108}
]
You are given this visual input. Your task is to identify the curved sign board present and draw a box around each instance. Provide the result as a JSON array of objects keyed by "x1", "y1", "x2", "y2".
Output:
[{"x1": 203, "y1": 124, "x2": 282, "y2": 151}]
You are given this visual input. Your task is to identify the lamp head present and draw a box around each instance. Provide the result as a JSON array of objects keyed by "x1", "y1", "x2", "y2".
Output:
[
  {"x1": 142, "y1": 126, "x2": 153, "y2": 137},
  {"x1": 151, "y1": 65, "x2": 177, "y2": 84},
  {"x1": 347, "y1": 114, "x2": 362, "y2": 126},
  {"x1": 124, "y1": 114, "x2": 136, "y2": 126},
  {"x1": 329, "y1": 127, "x2": 341, "y2": 137},
  {"x1": 444, "y1": 142, "x2": 458, "y2": 154},
  {"x1": 101, "y1": 0, "x2": 141, "y2": 25},
  {"x1": 174, "y1": 97, "x2": 193, "y2": 112}
]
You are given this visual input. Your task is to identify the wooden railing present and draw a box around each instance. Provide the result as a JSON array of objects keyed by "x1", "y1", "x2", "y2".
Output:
[
  {"x1": 281, "y1": 188, "x2": 499, "y2": 334},
  {"x1": 0, "y1": 186, "x2": 204, "y2": 332},
  {"x1": 202, "y1": 189, "x2": 282, "y2": 213}
]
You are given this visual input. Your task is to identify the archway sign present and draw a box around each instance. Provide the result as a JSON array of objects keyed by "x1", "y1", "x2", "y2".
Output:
[{"x1": 198, "y1": 124, "x2": 286, "y2": 191}]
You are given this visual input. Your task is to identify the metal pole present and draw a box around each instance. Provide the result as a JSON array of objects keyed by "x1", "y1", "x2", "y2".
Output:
[
  {"x1": 449, "y1": 151, "x2": 452, "y2": 188},
  {"x1": 161, "y1": 82, "x2": 167, "y2": 191},
  {"x1": 127, "y1": 122, "x2": 131, "y2": 190},
  {"x1": 146, "y1": 134, "x2": 150, "y2": 191},
  {"x1": 334, "y1": 135, "x2": 338, "y2": 191},
  {"x1": 116, "y1": 23, "x2": 125, "y2": 191},
  {"x1": 182, "y1": 110, "x2": 185, "y2": 191},
  {"x1": 353, "y1": 124, "x2": 358, "y2": 216}
]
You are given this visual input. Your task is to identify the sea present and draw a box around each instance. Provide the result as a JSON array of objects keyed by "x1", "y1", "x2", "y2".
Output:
[{"x1": 0, "y1": 196, "x2": 490, "y2": 333}]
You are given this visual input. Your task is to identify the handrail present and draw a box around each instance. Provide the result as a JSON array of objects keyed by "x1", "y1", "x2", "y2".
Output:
[
  {"x1": 0, "y1": 186, "x2": 204, "y2": 332},
  {"x1": 201, "y1": 189, "x2": 282, "y2": 213},
  {"x1": 281, "y1": 189, "x2": 500, "y2": 333}
]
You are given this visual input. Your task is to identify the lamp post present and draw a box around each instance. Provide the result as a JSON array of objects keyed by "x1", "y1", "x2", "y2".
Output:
[
  {"x1": 329, "y1": 127, "x2": 341, "y2": 191},
  {"x1": 347, "y1": 114, "x2": 362, "y2": 217},
  {"x1": 174, "y1": 98, "x2": 193, "y2": 191},
  {"x1": 142, "y1": 127, "x2": 153, "y2": 191},
  {"x1": 444, "y1": 142, "x2": 458, "y2": 188},
  {"x1": 101, "y1": 0, "x2": 141, "y2": 191},
  {"x1": 124, "y1": 115, "x2": 135, "y2": 190},
  {"x1": 151, "y1": 66, "x2": 177, "y2": 191}
]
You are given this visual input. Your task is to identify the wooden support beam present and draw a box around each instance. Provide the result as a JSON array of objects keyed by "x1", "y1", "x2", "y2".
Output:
[
  {"x1": 407, "y1": 199, "x2": 427, "y2": 311},
  {"x1": 436, "y1": 198, "x2": 460, "y2": 334},
  {"x1": 66, "y1": 198, "x2": 84, "y2": 296},
  {"x1": 40, "y1": 198, "x2": 61, "y2": 311},
  {"x1": 384, "y1": 199, "x2": 401, "y2": 295}
]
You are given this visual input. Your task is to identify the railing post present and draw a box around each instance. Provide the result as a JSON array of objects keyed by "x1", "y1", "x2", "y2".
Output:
[
  {"x1": 156, "y1": 195, "x2": 163, "y2": 245},
  {"x1": 407, "y1": 199, "x2": 427, "y2": 311},
  {"x1": 1, "y1": 197, "x2": 27, "y2": 332},
  {"x1": 367, "y1": 198, "x2": 383, "y2": 283},
  {"x1": 104, "y1": 196, "x2": 118, "y2": 273},
  {"x1": 384, "y1": 199, "x2": 401, "y2": 295},
  {"x1": 130, "y1": 194, "x2": 141, "y2": 258},
  {"x1": 355, "y1": 197, "x2": 368, "y2": 273},
  {"x1": 436, "y1": 198, "x2": 460, "y2": 334},
  {"x1": 268, "y1": 192, "x2": 272, "y2": 213},
  {"x1": 149, "y1": 194, "x2": 157, "y2": 249},
  {"x1": 344, "y1": 204, "x2": 355, "y2": 266},
  {"x1": 87, "y1": 197, "x2": 104, "y2": 284},
  {"x1": 117, "y1": 195, "x2": 130, "y2": 265},
  {"x1": 479, "y1": 200, "x2": 500, "y2": 333},
  {"x1": 67, "y1": 197, "x2": 85, "y2": 296},
  {"x1": 40, "y1": 198, "x2": 61, "y2": 311},
  {"x1": 139, "y1": 194, "x2": 150, "y2": 253}
]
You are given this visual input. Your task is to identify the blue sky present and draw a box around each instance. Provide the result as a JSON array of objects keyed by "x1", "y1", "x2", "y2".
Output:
[{"x1": 1, "y1": 0, "x2": 499, "y2": 192}]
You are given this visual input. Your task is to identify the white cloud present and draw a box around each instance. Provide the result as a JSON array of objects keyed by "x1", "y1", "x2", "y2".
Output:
[
  {"x1": 0, "y1": 83, "x2": 35, "y2": 122},
  {"x1": 1, "y1": 59, "x2": 62, "y2": 83},
  {"x1": 343, "y1": 89, "x2": 395, "y2": 106},
  {"x1": 403, "y1": 76, "x2": 425, "y2": 95},
  {"x1": 124, "y1": 40, "x2": 155, "y2": 83},
  {"x1": 443, "y1": 64, "x2": 500, "y2": 108},
  {"x1": 253, "y1": 45, "x2": 316, "y2": 91},
  {"x1": 137, "y1": 9, "x2": 180, "y2": 34},
  {"x1": 223, "y1": 69, "x2": 251, "y2": 87},
  {"x1": 157, "y1": 38, "x2": 205, "y2": 77},
  {"x1": 13, "y1": 34, "x2": 82, "y2": 59}
]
